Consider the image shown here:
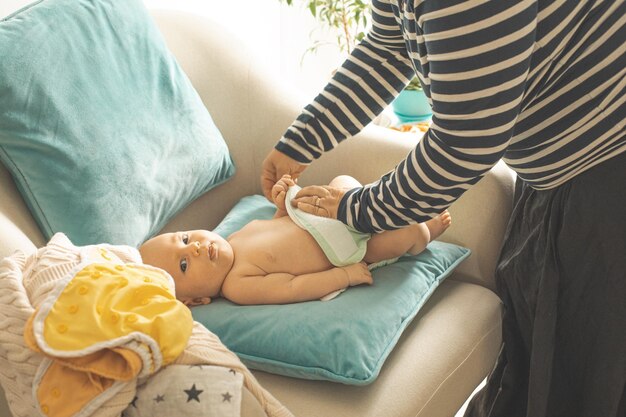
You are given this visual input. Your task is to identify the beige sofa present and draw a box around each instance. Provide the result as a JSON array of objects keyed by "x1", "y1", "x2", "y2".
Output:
[{"x1": 0, "y1": 9, "x2": 516, "y2": 417}]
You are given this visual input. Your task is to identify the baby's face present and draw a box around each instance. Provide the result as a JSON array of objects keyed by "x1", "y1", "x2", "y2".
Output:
[{"x1": 139, "y1": 230, "x2": 234, "y2": 305}]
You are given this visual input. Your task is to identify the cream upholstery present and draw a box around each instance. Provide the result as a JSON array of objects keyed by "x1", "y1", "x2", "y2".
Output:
[{"x1": 0, "y1": 9, "x2": 516, "y2": 417}]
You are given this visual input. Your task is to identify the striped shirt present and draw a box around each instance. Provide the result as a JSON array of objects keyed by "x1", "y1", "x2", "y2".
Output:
[{"x1": 276, "y1": 0, "x2": 626, "y2": 233}]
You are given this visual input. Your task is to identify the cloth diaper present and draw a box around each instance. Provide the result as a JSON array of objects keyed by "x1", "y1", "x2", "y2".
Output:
[
  {"x1": 285, "y1": 185, "x2": 370, "y2": 267},
  {"x1": 23, "y1": 246, "x2": 193, "y2": 417}
]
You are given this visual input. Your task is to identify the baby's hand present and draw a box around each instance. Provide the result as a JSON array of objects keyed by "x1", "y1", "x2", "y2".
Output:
[
  {"x1": 342, "y1": 262, "x2": 373, "y2": 286},
  {"x1": 271, "y1": 174, "x2": 296, "y2": 211}
]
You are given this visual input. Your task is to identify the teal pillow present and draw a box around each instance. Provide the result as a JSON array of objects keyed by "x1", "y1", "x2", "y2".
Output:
[
  {"x1": 192, "y1": 195, "x2": 471, "y2": 385},
  {"x1": 0, "y1": 0, "x2": 234, "y2": 246}
]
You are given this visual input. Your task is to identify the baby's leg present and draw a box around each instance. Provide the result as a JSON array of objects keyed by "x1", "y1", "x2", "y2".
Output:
[
  {"x1": 363, "y1": 211, "x2": 451, "y2": 264},
  {"x1": 327, "y1": 175, "x2": 452, "y2": 263},
  {"x1": 328, "y1": 175, "x2": 413, "y2": 263},
  {"x1": 328, "y1": 175, "x2": 361, "y2": 190}
]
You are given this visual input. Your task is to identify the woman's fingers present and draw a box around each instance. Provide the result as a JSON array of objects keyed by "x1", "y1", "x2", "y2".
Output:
[
  {"x1": 296, "y1": 198, "x2": 331, "y2": 218},
  {"x1": 260, "y1": 149, "x2": 306, "y2": 201},
  {"x1": 294, "y1": 185, "x2": 330, "y2": 199},
  {"x1": 292, "y1": 185, "x2": 345, "y2": 219}
]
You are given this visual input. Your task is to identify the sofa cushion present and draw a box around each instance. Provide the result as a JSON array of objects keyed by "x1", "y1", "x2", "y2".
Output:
[
  {"x1": 192, "y1": 195, "x2": 471, "y2": 385},
  {"x1": 0, "y1": 0, "x2": 234, "y2": 247}
]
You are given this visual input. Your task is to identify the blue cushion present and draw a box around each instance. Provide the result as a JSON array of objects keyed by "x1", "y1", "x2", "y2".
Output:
[
  {"x1": 192, "y1": 195, "x2": 471, "y2": 385},
  {"x1": 0, "y1": 0, "x2": 235, "y2": 246}
]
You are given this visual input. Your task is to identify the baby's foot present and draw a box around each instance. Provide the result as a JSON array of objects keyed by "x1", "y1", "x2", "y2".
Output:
[
  {"x1": 406, "y1": 210, "x2": 452, "y2": 256},
  {"x1": 425, "y1": 210, "x2": 451, "y2": 242}
]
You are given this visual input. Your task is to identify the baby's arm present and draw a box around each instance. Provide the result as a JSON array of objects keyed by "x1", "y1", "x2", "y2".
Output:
[
  {"x1": 271, "y1": 174, "x2": 296, "y2": 218},
  {"x1": 222, "y1": 263, "x2": 372, "y2": 305}
]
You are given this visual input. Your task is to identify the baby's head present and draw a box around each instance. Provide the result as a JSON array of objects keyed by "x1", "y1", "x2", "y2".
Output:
[{"x1": 139, "y1": 230, "x2": 234, "y2": 306}]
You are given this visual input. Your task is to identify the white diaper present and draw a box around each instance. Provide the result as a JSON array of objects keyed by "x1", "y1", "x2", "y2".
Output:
[
  {"x1": 285, "y1": 186, "x2": 399, "y2": 301},
  {"x1": 285, "y1": 185, "x2": 370, "y2": 267}
]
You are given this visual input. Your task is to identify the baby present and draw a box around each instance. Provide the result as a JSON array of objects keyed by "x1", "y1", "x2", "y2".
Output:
[{"x1": 139, "y1": 175, "x2": 451, "y2": 306}]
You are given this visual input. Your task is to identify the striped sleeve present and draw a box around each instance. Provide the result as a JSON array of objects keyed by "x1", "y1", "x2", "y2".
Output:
[
  {"x1": 275, "y1": 0, "x2": 416, "y2": 163},
  {"x1": 341, "y1": 0, "x2": 538, "y2": 232}
]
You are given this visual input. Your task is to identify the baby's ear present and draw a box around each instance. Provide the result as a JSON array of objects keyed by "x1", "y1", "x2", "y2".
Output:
[{"x1": 182, "y1": 297, "x2": 211, "y2": 307}]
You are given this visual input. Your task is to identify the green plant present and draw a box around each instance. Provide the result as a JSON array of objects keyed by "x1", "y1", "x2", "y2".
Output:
[
  {"x1": 280, "y1": 0, "x2": 371, "y2": 55},
  {"x1": 404, "y1": 76, "x2": 422, "y2": 91}
]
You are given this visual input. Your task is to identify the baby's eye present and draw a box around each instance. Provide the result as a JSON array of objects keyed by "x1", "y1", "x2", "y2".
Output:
[
  {"x1": 180, "y1": 258, "x2": 188, "y2": 273},
  {"x1": 182, "y1": 233, "x2": 189, "y2": 244}
]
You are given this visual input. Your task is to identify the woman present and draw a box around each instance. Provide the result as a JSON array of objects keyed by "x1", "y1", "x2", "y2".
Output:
[{"x1": 260, "y1": 1, "x2": 625, "y2": 416}]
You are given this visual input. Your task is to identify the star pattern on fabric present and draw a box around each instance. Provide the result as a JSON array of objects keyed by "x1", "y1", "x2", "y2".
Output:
[
  {"x1": 222, "y1": 391, "x2": 233, "y2": 403},
  {"x1": 229, "y1": 369, "x2": 237, "y2": 376},
  {"x1": 130, "y1": 396, "x2": 139, "y2": 408},
  {"x1": 184, "y1": 383, "x2": 204, "y2": 402},
  {"x1": 154, "y1": 394, "x2": 165, "y2": 403}
]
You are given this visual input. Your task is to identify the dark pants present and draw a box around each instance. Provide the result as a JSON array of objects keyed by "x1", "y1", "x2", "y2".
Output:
[{"x1": 465, "y1": 152, "x2": 626, "y2": 417}]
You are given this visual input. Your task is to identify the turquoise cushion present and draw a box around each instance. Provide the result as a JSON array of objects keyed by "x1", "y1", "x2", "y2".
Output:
[
  {"x1": 192, "y1": 195, "x2": 471, "y2": 385},
  {"x1": 0, "y1": 0, "x2": 234, "y2": 246}
]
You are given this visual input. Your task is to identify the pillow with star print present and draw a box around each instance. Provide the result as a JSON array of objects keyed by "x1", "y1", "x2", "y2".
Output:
[{"x1": 124, "y1": 365, "x2": 243, "y2": 417}]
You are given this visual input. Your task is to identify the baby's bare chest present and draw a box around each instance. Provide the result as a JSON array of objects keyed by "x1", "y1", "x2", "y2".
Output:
[{"x1": 228, "y1": 218, "x2": 332, "y2": 275}]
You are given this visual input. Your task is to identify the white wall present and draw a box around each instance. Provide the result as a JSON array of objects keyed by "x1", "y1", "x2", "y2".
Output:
[
  {"x1": 143, "y1": 0, "x2": 343, "y2": 101},
  {"x1": 1, "y1": 0, "x2": 344, "y2": 102}
]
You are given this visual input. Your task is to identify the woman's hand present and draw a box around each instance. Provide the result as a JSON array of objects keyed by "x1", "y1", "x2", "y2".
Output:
[
  {"x1": 261, "y1": 149, "x2": 307, "y2": 202},
  {"x1": 291, "y1": 185, "x2": 347, "y2": 220}
]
